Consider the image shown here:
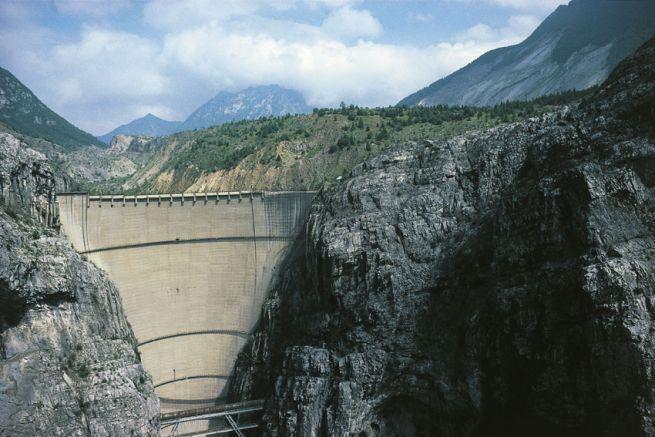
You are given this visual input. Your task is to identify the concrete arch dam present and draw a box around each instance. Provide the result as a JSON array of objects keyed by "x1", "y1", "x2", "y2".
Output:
[{"x1": 57, "y1": 191, "x2": 314, "y2": 414}]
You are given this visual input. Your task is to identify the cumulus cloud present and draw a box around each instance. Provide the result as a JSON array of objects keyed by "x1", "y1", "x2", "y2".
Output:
[
  {"x1": 456, "y1": 14, "x2": 539, "y2": 45},
  {"x1": 321, "y1": 7, "x2": 382, "y2": 38},
  {"x1": 36, "y1": 28, "x2": 173, "y2": 133},
  {"x1": 158, "y1": 19, "x2": 515, "y2": 110},
  {"x1": 307, "y1": 0, "x2": 362, "y2": 8},
  {"x1": 52, "y1": 28, "x2": 166, "y2": 102}
]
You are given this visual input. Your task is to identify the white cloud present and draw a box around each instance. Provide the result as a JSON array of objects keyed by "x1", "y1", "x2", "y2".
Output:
[
  {"x1": 159, "y1": 20, "x2": 509, "y2": 110},
  {"x1": 321, "y1": 6, "x2": 382, "y2": 38},
  {"x1": 456, "y1": 14, "x2": 539, "y2": 45},
  {"x1": 51, "y1": 28, "x2": 167, "y2": 104},
  {"x1": 26, "y1": 28, "x2": 174, "y2": 133},
  {"x1": 305, "y1": 0, "x2": 362, "y2": 9},
  {"x1": 486, "y1": 0, "x2": 566, "y2": 11}
]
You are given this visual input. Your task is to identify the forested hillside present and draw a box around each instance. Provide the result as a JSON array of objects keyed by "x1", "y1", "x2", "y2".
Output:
[{"x1": 85, "y1": 89, "x2": 593, "y2": 194}]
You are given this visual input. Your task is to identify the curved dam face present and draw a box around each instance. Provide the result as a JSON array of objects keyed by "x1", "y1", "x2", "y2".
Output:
[{"x1": 57, "y1": 191, "x2": 314, "y2": 414}]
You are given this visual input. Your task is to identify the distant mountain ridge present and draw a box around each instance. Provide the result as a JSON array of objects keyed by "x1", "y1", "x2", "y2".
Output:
[
  {"x1": 98, "y1": 113, "x2": 181, "y2": 144},
  {"x1": 99, "y1": 84, "x2": 312, "y2": 143},
  {"x1": 0, "y1": 67, "x2": 103, "y2": 149},
  {"x1": 399, "y1": 0, "x2": 655, "y2": 107},
  {"x1": 179, "y1": 84, "x2": 312, "y2": 131}
]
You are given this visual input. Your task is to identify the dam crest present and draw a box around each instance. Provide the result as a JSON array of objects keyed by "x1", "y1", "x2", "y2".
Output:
[{"x1": 57, "y1": 191, "x2": 314, "y2": 421}]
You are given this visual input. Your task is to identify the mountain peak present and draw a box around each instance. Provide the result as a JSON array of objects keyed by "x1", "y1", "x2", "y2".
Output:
[
  {"x1": 98, "y1": 113, "x2": 181, "y2": 144},
  {"x1": 99, "y1": 84, "x2": 312, "y2": 142},
  {"x1": 180, "y1": 84, "x2": 312, "y2": 131}
]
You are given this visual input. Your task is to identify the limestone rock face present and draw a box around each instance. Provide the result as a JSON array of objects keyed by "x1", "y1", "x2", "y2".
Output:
[
  {"x1": 107, "y1": 134, "x2": 154, "y2": 155},
  {"x1": 229, "y1": 37, "x2": 655, "y2": 435},
  {"x1": 0, "y1": 136, "x2": 159, "y2": 436},
  {"x1": 0, "y1": 132, "x2": 63, "y2": 224}
]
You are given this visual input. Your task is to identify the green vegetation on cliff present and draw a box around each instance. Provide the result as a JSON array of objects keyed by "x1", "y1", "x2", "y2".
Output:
[{"x1": 84, "y1": 88, "x2": 594, "y2": 194}]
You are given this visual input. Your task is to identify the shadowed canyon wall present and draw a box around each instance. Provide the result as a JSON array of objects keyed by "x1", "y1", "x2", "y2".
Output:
[
  {"x1": 57, "y1": 191, "x2": 314, "y2": 416},
  {"x1": 226, "y1": 36, "x2": 655, "y2": 436}
]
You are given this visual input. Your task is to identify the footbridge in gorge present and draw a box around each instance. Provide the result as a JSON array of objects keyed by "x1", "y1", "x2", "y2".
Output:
[{"x1": 57, "y1": 191, "x2": 315, "y2": 434}]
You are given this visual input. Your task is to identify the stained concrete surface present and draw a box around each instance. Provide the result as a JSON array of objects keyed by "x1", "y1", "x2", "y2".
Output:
[{"x1": 58, "y1": 191, "x2": 314, "y2": 415}]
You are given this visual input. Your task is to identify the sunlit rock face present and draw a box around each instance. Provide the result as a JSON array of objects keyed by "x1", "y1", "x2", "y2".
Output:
[
  {"x1": 0, "y1": 133, "x2": 159, "y2": 436},
  {"x1": 229, "y1": 36, "x2": 655, "y2": 436}
]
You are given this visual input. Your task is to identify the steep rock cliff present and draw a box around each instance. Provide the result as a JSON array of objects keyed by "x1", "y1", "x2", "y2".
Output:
[
  {"x1": 0, "y1": 132, "x2": 64, "y2": 225},
  {"x1": 229, "y1": 36, "x2": 655, "y2": 436},
  {"x1": 0, "y1": 133, "x2": 159, "y2": 436}
]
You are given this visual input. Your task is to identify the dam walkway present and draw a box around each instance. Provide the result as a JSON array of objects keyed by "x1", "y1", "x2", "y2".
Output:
[{"x1": 160, "y1": 399, "x2": 264, "y2": 436}]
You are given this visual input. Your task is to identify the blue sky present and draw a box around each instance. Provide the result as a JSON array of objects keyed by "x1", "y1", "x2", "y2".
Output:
[{"x1": 0, "y1": 0, "x2": 567, "y2": 134}]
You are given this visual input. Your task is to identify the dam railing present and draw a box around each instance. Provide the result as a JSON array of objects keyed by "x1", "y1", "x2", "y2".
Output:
[{"x1": 56, "y1": 190, "x2": 313, "y2": 206}]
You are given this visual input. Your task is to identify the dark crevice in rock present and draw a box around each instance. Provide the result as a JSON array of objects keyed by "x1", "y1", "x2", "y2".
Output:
[
  {"x1": 0, "y1": 278, "x2": 27, "y2": 329},
  {"x1": 40, "y1": 291, "x2": 75, "y2": 307}
]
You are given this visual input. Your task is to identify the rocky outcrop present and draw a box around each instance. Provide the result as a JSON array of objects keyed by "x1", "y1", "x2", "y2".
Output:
[
  {"x1": 0, "y1": 132, "x2": 65, "y2": 225},
  {"x1": 229, "y1": 36, "x2": 655, "y2": 435},
  {"x1": 0, "y1": 136, "x2": 159, "y2": 435},
  {"x1": 0, "y1": 128, "x2": 162, "y2": 187},
  {"x1": 107, "y1": 134, "x2": 149, "y2": 155}
]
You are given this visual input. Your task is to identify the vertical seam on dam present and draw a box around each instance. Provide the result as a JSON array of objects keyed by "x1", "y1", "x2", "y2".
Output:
[
  {"x1": 250, "y1": 196, "x2": 258, "y2": 305},
  {"x1": 82, "y1": 194, "x2": 89, "y2": 253}
]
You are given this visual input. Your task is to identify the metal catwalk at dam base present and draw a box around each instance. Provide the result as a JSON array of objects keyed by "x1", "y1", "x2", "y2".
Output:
[{"x1": 57, "y1": 191, "x2": 315, "y2": 434}]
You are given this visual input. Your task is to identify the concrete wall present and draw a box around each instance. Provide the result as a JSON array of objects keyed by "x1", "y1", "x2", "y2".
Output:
[{"x1": 58, "y1": 191, "x2": 314, "y2": 414}]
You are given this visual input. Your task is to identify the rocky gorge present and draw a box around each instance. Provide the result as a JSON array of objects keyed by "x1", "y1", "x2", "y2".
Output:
[{"x1": 227, "y1": 36, "x2": 655, "y2": 436}]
